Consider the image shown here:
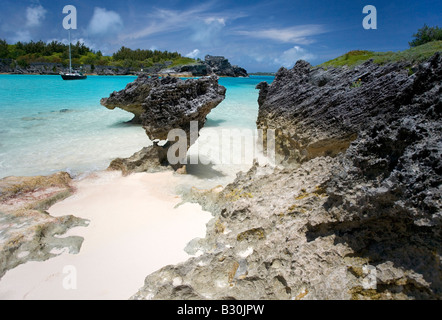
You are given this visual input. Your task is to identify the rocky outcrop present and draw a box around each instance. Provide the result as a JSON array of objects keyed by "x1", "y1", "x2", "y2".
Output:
[
  {"x1": 168, "y1": 56, "x2": 248, "y2": 77},
  {"x1": 257, "y1": 59, "x2": 418, "y2": 165},
  {"x1": 132, "y1": 53, "x2": 441, "y2": 300},
  {"x1": 203, "y1": 55, "x2": 248, "y2": 77},
  {"x1": 101, "y1": 75, "x2": 226, "y2": 173},
  {"x1": 101, "y1": 74, "x2": 155, "y2": 124},
  {"x1": 171, "y1": 64, "x2": 212, "y2": 77},
  {"x1": 0, "y1": 173, "x2": 88, "y2": 279}
]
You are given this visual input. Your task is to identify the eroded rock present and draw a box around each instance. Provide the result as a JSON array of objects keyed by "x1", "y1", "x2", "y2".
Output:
[
  {"x1": 101, "y1": 75, "x2": 226, "y2": 173},
  {"x1": 0, "y1": 172, "x2": 88, "y2": 279},
  {"x1": 132, "y1": 53, "x2": 442, "y2": 300}
]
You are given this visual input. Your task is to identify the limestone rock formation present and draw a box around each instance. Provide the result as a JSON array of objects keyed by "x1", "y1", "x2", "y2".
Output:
[
  {"x1": 204, "y1": 55, "x2": 249, "y2": 77},
  {"x1": 174, "y1": 64, "x2": 211, "y2": 77},
  {"x1": 101, "y1": 75, "x2": 226, "y2": 173},
  {"x1": 169, "y1": 56, "x2": 249, "y2": 77},
  {"x1": 0, "y1": 172, "x2": 88, "y2": 279},
  {"x1": 132, "y1": 53, "x2": 441, "y2": 300}
]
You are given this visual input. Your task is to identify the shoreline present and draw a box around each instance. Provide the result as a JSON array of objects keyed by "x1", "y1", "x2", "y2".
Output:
[
  {"x1": 0, "y1": 170, "x2": 213, "y2": 299},
  {"x1": 0, "y1": 72, "x2": 268, "y2": 78},
  {"x1": 0, "y1": 73, "x2": 137, "y2": 77},
  {"x1": 0, "y1": 73, "x2": 268, "y2": 299}
]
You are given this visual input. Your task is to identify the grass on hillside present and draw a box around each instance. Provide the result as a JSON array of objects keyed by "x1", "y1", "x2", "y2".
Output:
[
  {"x1": 168, "y1": 57, "x2": 200, "y2": 68},
  {"x1": 318, "y1": 41, "x2": 442, "y2": 69}
]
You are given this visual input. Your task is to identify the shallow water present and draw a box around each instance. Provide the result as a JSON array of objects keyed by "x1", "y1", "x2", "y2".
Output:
[
  {"x1": 0, "y1": 74, "x2": 274, "y2": 300},
  {"x1": 0, "y1": 75, "x2": 274, "y2": 181}
]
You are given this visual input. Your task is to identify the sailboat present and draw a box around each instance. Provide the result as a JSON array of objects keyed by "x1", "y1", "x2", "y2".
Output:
[{"x1": 61, "y1": 30, "x2": 87, "y2": 80}]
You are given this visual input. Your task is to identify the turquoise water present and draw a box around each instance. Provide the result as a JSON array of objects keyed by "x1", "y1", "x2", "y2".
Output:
[{"x1": 0, "y1": 75, "x2": 273, "y2": 178}]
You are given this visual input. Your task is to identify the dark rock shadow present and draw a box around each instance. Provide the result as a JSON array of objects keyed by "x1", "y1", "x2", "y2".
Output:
[
  {"x1": 108, "y1": 120, "x2": 143, "y2": 128},
  {"x1": 205, "y1": 118, "x2": 227, "y2": 128},
  {"x1": 306, "y1": 212, "x2": 442, "y2": 299},
  {"x1": 185, "y1": 157, "x2": 226, "y2": 180}
]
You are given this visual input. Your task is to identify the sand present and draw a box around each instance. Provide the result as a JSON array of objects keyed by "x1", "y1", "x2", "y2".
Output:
[
  {"x1": 0, "y1": 171, "x2": 212, "y2": 300},
  {"x1": 0, "y1": 126, "x2": 269, "y2": 300}
]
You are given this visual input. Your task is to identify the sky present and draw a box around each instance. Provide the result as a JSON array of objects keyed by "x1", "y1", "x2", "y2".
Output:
[{"x1": 0, "y1": 0, "x2": 440, "y2": 72}]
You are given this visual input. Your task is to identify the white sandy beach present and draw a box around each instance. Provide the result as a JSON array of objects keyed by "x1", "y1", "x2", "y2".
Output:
[
  {"x1": 0, "y1": 171, "x2": 212, "y2": 300},
  {"x1": 0, "y1": 126, "x2": 266, "y2": 300}
]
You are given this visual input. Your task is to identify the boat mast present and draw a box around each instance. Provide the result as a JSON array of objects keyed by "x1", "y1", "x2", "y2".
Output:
[{"x1": 68, "y1": 29, "x2": 72, "y2": 74}]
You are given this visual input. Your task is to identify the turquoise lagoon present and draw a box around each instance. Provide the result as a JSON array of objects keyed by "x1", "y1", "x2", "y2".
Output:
[{"x1": 0, "y1": 75, "x2": 273, "y2": 179}]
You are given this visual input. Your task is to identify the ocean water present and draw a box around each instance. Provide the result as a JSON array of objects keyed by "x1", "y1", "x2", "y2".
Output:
[{"x1": 0, "y1": 75, "x2": 273, "y2": 179}]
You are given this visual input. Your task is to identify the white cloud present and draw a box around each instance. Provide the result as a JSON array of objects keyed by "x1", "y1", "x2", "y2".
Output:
[
  {"x1": 12, "y1": 30, "x2": 32, "y2": 43},
  {"x1": 185, "y1": 49, "x2": 200, "y2": 58},
  {"x1": 121, "y1": 7, "x2": 207, "y2": 40},
  {"x1": 88, "y1": 7, "x2": 124, "y2": 36},
  {"x1": 204, "y1": 17, "x2": 226, "y2": 26},
  {"x1": 236, "y1": 25, "x2": 325, "y2": 44},
  {"x1": 274, "y1": 46, "x2": 315, "y2": 67},
  {"x1": 192, "y1": 17, "x2": 226, "y2": 43},
  {"x1": 250, "y1": 53, "x2": 265, "y2": 63},
  {"x1": 26, "y1": 5, "x2": 47, "y2": 27},
  {"x1": 120, "y1": 3, "x2": 243, "y2": 42}
]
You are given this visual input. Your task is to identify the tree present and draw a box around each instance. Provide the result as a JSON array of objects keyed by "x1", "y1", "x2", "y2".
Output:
[
  {"x1": 0, "y1": 39, "x2": 9, "y2": 59},
  {"x1": 409, "y1": 24, "x2": 442, "y2": 47}
]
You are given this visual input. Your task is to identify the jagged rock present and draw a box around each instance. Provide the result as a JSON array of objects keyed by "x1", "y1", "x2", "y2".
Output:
[
  {"x1": 107, "y1": 143, "x2": 170, "y2": 175},
  {"x1": 101, "y1": 74, "x2": 155, "y2": 124},
  {"x1": 168, "y1": 56, "x2": 248, "y2": 77},
  {"x1": 176, "y1": 64, "x2": 212, "y2": 76},
  {"x1": 132, "y1": 53, "x2": 442, "y2": 300},
  {"x1": 256, "y1": 58, "x2": 418, "y2": 165},
  {"x1": 0, "y1": 172, "x2": 88, "y2": 279},
  {"x1": 101, "y1": 75, "x2": 226, "y2": 173},
  {"x1": 204, "y1": 55, "x2": 248, "y2": 77}
]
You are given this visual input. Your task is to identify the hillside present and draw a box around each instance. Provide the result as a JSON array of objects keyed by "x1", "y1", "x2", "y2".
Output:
[
  {"x1": 0, "y1": 40, "x2": 248, "y2": 77},
  {"x1": 0, "y1": 40, "x2": 196, "y2": 74},
  {"x1": 319, "y1": 40, "x2": 442, "y2": 69}
]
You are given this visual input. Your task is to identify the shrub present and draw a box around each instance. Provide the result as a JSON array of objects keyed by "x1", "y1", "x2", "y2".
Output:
[
  {"x1": 0, "y1": 39, "x2": 9, "y2": 59},
  {"x1": 409, "y1": 24, "x2": 442, "y2": 47}
]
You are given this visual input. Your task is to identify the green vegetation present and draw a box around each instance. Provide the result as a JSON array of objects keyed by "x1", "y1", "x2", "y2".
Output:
[
  {"x1": 249, "y1": 72, "x2": 276, "y2": 76},
  {"x1": 168, "y1": 57, "x2": 199, "y2": 68},
  {"x1": 409, "y1": 25, "x2": 442, "y2": 47},
  {"x1": 351, "y1": 78, "x2": 363, "y2": 88},
  {"x1": 319, "y1": 41, "x2": 442, "y2": 69},
  {"x1": 110, "y1": 46, "x2": 192, "y2": 68},
  {"x1": 0, "y1": 40, "x2": 196, "y2": 70}
]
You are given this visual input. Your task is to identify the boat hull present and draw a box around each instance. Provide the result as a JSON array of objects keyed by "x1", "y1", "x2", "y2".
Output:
[{"x1": 61, "y1": 74, "x2": 87, "y2": 80}]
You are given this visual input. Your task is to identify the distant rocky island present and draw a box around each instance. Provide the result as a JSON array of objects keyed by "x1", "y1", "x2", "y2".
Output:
[
  {"x1": 0, "y1": 55, "x2": 248, "y2": 77},
  {"x1": 164, "y1": 55, "x2": 248, "y2": 77}
]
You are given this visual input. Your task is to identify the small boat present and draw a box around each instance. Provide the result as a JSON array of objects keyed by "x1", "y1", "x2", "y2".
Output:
[
  {"x1": 61, "y1": 30, "x2": 87, "y2": 81},
  {"x1": 61, "y1": 71, "x2": 87, "y2": 80}
]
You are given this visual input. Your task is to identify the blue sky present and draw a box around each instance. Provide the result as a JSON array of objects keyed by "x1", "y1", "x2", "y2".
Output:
[{"x1": 0, "y1": 0, "x2": 440, "y2": 72}]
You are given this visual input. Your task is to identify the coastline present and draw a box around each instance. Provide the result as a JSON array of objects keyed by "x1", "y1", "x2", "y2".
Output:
[
  {"x1": 0, "y1": 71, "x2": 268, "y2": 299},
  {"x1": 0, "y1": 72, "x2": 253, "y2": 78}
]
